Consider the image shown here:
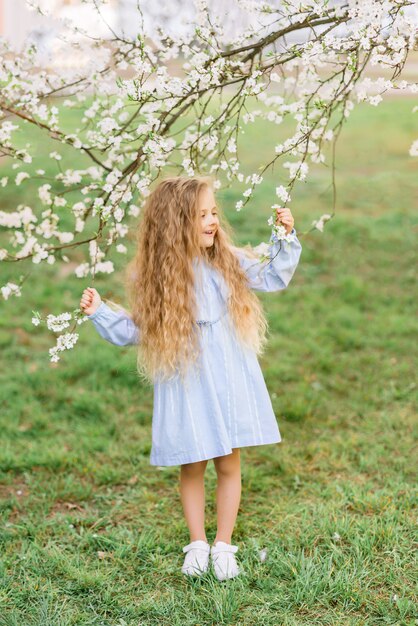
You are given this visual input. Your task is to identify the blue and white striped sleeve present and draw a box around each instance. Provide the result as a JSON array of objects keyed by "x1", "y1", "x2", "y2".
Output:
[
  {"x1": 86, "y1": 301, "x2": 140, "y2": 346},
  {"x1": 235, "y1": 227, "x2": 302, "y2": 292}
]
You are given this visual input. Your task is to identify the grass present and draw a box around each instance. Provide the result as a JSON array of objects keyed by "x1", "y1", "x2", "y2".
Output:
[{"x1": 0, "y1": 96, "x2": 417, "y2": 625}]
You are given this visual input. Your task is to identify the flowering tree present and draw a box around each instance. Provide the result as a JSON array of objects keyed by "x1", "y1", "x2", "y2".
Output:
[{"x1": 0, "y1": 0, "x2": 416, "y2": 361}]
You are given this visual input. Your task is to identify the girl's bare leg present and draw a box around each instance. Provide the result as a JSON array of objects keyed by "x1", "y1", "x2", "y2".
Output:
[
  {"x1": 213, "y1": 448, "x2": 241, "y2": 544},
  {"x1": 180, "y1": 459, "x2": 209, "y2": 542}
]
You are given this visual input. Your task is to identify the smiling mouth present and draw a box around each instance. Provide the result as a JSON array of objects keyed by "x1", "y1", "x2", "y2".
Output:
[{"x1": 203, "y1": 230, "x2": 216, "y2": 235}]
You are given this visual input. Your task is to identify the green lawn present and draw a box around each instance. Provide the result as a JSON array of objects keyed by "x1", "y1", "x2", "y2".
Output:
[{"x1": 0, "y1": 96, "x2": 417, "y2": 625}]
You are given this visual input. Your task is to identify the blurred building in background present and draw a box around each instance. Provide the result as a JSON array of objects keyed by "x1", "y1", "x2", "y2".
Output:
[
  {"x1": 0, "y1": 0, "x2": 120, "y2": 61},
  {"x1": 1, "y1": 1, "x2": 416, "y2": 78},
  {"x1": 0, "y1": 0, "x2": 257, "y2": 54}
]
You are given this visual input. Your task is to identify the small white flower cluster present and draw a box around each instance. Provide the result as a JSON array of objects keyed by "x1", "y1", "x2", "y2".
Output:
[
  {"x1": 74, "y1": 263, "x2": 90, "y2": 278},
  {"x1": 74, "y1": 239, "x2": 116, "y2": 278},
  {"x1": 227, "y1": 137, "x2": 237, "y2": 154},
  {"x1": 312, "y1": 213, "x2": 332, "y2": 232},
  {"x1": 46, "y1": 311, "x2": 72, "y2": 333},
  {"x1": 409, "y1": 140, "x2": 418, "y2": 157},
  {"x1": 0, "y1": 121, "x2": 19, "y2": 147},
  {"x1": 143, "y1": 135, "x2": 176, "y2": 169},
  {"x1": 15, "y1": 172, "x2": 30, "y2": 186},
  {"x1": 235, "y1": 173, "x2": 264, "y2": 208},
  {"x1": 266, "y1": 211, "x2": 296, "y2": 247},
  {"x1": 38, "y1": 184, "x2": 52, "y2": 206},
  {"x1": 31, "y1": 311, "x2": 41, "y2": 326},
  {"x1": 94, "y1": 261, "x2": 114, "y2": 274},
  {"x1": 49, "y1": 332, "x2": 79, "y2": 363},
  {"x1": 1, "y1": 282, "x2": 22, "y2": 300},
  {"x1": 283, "y1": 161, "x2": 309, "y2": 181},
  {"x1": 271, "y1": 223, "x2": 296, "y2": 244},
  {"x1": 270, "y1": 222, "x2": 288, "y2": 238},
  {"x1": 276, "y1": 186, "x2": 291, "y2": 204}
]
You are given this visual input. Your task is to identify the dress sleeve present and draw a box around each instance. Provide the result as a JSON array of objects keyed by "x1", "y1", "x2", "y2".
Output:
[
  {"x1": 235, "y1": 227, "x2": 302, "y2": 292},
  {"x1": 86, "y1": 301, "x2": 140, "y2": 346}
]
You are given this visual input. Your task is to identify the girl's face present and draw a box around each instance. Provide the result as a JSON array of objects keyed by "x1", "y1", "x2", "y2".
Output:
[{"x1": 198, "y1": 185, "x2": 219, "y2": 248}]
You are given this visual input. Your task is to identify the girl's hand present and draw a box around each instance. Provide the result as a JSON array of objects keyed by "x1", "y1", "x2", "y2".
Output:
[
  {"x1": 80, "y1": 287, "x2": 102, "y2": 316},
  {"x1": 275, "y1": 207, "x2": 294, "y2": 235}
]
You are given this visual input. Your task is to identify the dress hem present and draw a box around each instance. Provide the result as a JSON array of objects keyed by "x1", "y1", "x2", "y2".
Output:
[{"x1": 149, "y1": 435, "x2": 282, "y2": 467}]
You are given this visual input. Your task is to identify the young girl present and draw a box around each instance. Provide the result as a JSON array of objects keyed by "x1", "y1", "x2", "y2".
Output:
[{"x1": 79, "y1": 176, "x2": 302, "y2": 581}]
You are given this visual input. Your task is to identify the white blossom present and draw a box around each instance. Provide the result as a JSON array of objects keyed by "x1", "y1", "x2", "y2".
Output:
[
  {"x1": 15, "y1": 172, "x2": 30, "y2": 186},
  {"x1": 94, "y1": 261, "x2": 114, "y2": 275},
  {"x1": 227, "y1": 137, "x2": 237, "y2": 153},
  {"x1": 0, "y1": 121, "x2": 18, "y2": 145},
  {"x1": 369, "y1": 94, "x2": 383, "y2": 106},
  {"x1": 275, "y1": 186, "x2": 291, "y2": 203},
  {"x1": 283, "y1": 161, "x2": 309, "y2": 181},
  {"x1": 56, "y1": 232, "x2": 74, "y2": 244},
  {"x1": 250, "y1": 174, "x2": 263, "y2": 185},
  {"x1": 49, "y1": 332, "x2": 79, "y2": 362},
  {"x1": 1, "y1": 282, "x2": 22, "y2": 300},
  {"x1": 75, "y1": 263, "x2": 90, "y2": 278},
  {"x1": 312, "y1": 213, "x2": 332, "y2": 232},
  {"x1": 46, "y1": 312, "x2": 72, "y2": 333},
  {"x1": 38, "y1": 184, "x2": 52, "y2": 206},
  {"x1": 409, "y1": 140, "x2": 418, "y2": 157}
]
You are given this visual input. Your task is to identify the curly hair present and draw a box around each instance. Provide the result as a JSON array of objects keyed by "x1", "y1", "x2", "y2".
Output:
[{"x1": 124, "y1": 175, "x2": 268, "y2": 383}]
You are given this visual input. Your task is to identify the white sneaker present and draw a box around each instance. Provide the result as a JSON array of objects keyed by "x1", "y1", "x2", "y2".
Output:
[
  {"x1": 181, "y1": 539, "x2": 210, "y2": 576},
  {"x1": 210, "y1": 541, "x2": 241, "y2": 581}
]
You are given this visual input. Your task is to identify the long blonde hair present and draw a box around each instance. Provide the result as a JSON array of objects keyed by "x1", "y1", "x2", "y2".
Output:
[{"x1": 124, "y1": 175, "x2": 268, "y2": 383}]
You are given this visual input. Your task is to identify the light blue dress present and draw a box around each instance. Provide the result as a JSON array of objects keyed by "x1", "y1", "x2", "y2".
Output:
[{"x1": 87, "y1": 228, "x2": 302, "y2": 466}]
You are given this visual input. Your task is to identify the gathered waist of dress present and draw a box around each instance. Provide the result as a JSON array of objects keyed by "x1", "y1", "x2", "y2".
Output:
[{"x1": 195, "y1": 308, "x2": 228, "y2": 327}]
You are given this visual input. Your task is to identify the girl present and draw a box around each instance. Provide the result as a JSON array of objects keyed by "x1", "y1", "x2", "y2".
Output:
[{"x1": 79, "y1": 176, "x2": 302, "y2": 581}]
